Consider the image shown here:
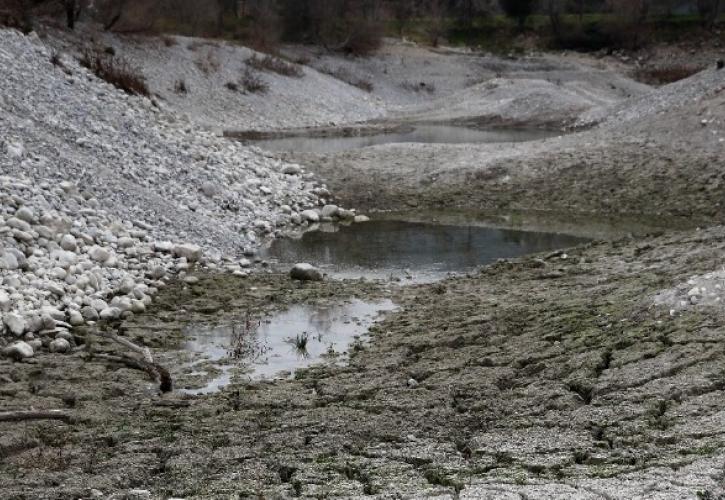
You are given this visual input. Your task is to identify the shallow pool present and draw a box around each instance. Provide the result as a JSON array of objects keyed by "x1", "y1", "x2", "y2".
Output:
[
  {"x1": 178, "y1": 299, "x2": 397, "y2": 394},
  {"x1": 264, "y1": 220, "x2": 589, "y2": 283},
  {"x1": 253, "y1": 124, "x2": 560, "y2": 153}
]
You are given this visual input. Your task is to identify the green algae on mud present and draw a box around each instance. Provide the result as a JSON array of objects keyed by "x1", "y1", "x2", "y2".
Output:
[{"x1": 3, "y1": 229, "x2": 725, "y2": 498}]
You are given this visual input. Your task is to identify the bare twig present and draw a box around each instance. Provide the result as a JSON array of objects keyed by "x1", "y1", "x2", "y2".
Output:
[
  {"x1": 0, "y1": 410, "x2": 74, "y2": 423},
  {"x1": 101, "y1": 331, "x2": 153, "y2": 363},
  {"x1": 89, "y1": 352, "x2": 172, "y2": 393}
]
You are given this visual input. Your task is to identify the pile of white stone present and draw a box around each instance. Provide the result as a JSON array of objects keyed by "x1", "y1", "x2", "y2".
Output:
[
  {"x1": 655, "y1": 269, "x2": 725, "y2": 315},
  {"x1": 0, "y1": 28, "x2": 364, "y2": 360}
]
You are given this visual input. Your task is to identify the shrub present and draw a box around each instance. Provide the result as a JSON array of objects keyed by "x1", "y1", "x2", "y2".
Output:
[
  {"x1": 240, "y1": 68, "x2": 269, "y2": 94},
  {"x1": 245, "y1": 55, "x2": 303, "y2": 78},
  {"x1": 79, "y1": 47, "x2": 149, "y2": 97},
  {"x1": 499, "y1": 0, "x2": 537, "y2": 30},
  {"x1": 161, "y1": 35, "x2": 177, "y2": 47},
  {"x1": 194, "y1": 50, "x2": 220, "y2": 75},
  {"x1": 342, "y1": 21, "x2": 383, "y2": 56},
  {"x1": 225, "y1": 81, "x2": 238, "y2": 91},
  {"x1": 633, "y1": 65, "x2": 703, "y2": 85},
  {"x1": 174, "y1": 79, "x2": 188, "y2": 94},
  {"x1": 50, "y1": 51, "x2": 63, "y2": 68},
  {"x1": 318, "y1": 65, "x2": 374, "y2": 92}
]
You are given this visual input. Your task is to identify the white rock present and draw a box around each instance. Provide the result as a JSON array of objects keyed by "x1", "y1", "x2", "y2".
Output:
[
  {"x1": 354, "y1": 215, "x2": 370, "y2": 223},
  {"x1": 301, "y1": 210, "x2": 320, "y2": 223},
  {"x1": 15, "y1": 206, "x2": 35, "y2": 223},
  {"x1": 0, "y1": 291, "x2": 11, "y2": 311},
  {"x1": 130, "y1": 300, "x2": 146, "y2": 314},
  {"x1": 321, "y1": 205, "x2": 339, "y2": 218},
  {"x1": 283, "y1": 165, "x2": 302, "y2": 175},
  {"x1": 60, "y1": 234, "x2": 77, "y2": 251},
  {"x1": 4, "y1": 313, "x2": 26, "y2": 336},
  {"x1": 290, "y1": 263, "x2": 323, "y2": 282},
  {"x1": 173, "y1": 244, "x2": 202, "y2": 262},
  {"x1": 7, "y1": 217, "x2": 31, "y2": 232},
  {"x1": 99, "y1": 307, "x2": 122, "y2": 320},
  {"x1": 3, "y1": 341, "x2": 33, "y2": 360},
  {"x1": 118, "y1": 277, "x2": 136, "y2": 295},
  {"x1": 6, "y1": 141, "x2": 25, "y2": 159},
  {"x1": 49, "y1": 338, "x2": 71, "y2": 353},
  {"x1": 69, "y1": 310, "x2": 84, "y2": 326},
  {"x1": 153, "y1": 241, "x2": 175, "y2": 253},
  {"x1": 89, "y1": 246, "x2": 110, "y2": 263}
]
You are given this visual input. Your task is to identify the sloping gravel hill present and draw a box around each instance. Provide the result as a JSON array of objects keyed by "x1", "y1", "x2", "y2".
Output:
[{"x1": 0, "y1": 28, "x2": 337, "y2": 347}]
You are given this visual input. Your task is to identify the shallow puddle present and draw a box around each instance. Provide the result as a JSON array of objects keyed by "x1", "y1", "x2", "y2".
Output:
[
  {"x1": 264, "y1": 220, "x2": 589, "y2": 283},
  {"x1": 179, "y1": 299, "x2": 396, "y2": 394},
  {"x1": 253, "y1": 124, "x2": 559, "y2": 153}
]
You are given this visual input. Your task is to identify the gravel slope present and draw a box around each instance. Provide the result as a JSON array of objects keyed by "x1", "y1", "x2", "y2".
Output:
[{"x1": 0, "y1": 28, "x2": 348, "y2": 353}]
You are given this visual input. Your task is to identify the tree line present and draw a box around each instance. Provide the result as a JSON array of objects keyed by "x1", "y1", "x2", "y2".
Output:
[{"x1": 3, "y1": 0, "x2": 723, "y2": 52}]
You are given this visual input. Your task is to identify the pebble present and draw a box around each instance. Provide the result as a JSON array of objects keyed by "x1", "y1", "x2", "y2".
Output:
[{"x1": 49, "y1": 337, "x2": 71, "y2": 353}]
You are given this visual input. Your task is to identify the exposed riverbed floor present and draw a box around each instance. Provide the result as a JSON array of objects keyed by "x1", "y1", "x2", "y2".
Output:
[{"x1": 3, "y1": 224, "x2": 725, "y2": 498}]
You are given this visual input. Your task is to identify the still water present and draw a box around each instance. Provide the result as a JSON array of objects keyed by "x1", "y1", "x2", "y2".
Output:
[
  {"x1": 179, "y1": 299, "x2": 397, "y2": 394},
  {"x1": 265, "y1": 220, "x2": 589, "y2": 283},
  {"x1": 253, "y1": 125, "x2": 559, "y2": 153}
]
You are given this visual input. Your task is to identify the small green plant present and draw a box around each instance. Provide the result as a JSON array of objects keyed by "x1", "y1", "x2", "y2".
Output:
[{"x1": 287, "y1": 333, "x2": 309, "y2": 357}]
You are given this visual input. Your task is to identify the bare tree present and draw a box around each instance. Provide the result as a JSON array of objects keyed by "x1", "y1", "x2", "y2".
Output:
[
  {"x1": 498, "y1": 0, "x2": 537, "y2": 31},
  {"x1": 697, "y1": 0, "x2": 721, "y2": 28},
  {"x1": 606, "y1": 0, "x2": 650, "y2": 48},
  {"x1": 425, "y1": 0, "x2": 445, "y2": 46},
  {"x1": 390, "y1": 0, "x2": 416, "y2": 35}
]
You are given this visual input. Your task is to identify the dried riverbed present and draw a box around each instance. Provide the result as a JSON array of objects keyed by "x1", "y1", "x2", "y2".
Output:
[{"x1": 3, "y1": 224, "x2": 725, "y2": 498}]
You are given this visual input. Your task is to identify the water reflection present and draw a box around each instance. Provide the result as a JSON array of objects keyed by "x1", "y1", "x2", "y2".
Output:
[
  {"x1": 253, "y1": 125, "x2": 559, "y2": 153},
  {"x1": 179, "y1": 299, "x2": 397, "y2": 394},
  {"x1": 265, "y1": 220, "x2": 588, "y2": 282}
]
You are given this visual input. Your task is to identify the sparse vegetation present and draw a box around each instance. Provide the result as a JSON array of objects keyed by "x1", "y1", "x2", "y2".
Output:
[
  {"x1": 245, "y1": 55, "x2": 303, "y2": 78},
  {"x1": 319, "y1": 65, "x2": 374, "y2": 92},
  {"x1": 174, "y1": 79, "x2": 188, "y2": 94},
  {"x1": 401, "y1": 80, "x2": 436, "y2": 94},
  {"x1": 194, "y1": 50, "x2": 220, "y2": 75},
  {"x1": 287, "y1": 332, "x2": 309, "y2": 357},
  {"x1": 49, "y1": 51, "x2": 63, "y2": 68},
  {"x1": 240, "y1": 68, "x2": 269, "y2": 94},
  {"x1": 79, "y1": 46, "x2": 149, "y2": 97},
  {"x1": 161, "y1": 35, "x2": 177, "y2": 47}
]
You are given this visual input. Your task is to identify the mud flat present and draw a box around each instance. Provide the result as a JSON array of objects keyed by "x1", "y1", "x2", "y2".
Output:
[
  {"x1": 4, "y1": 29, "x2": 725, "y2": 500},
  {"x1": 3, "y1": 223, "x2": 725, "y2": 498}
]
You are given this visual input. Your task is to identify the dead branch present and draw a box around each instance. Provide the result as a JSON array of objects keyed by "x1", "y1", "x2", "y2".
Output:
[
  {"x1": 101, "y1": 330, "x2": 153, "y2": 363},
  {"x1": 0, "y1": 410, "x2": 74, "y2": 423},
  {"x1": 89, "y1": 352, "x2": 172, "y2": 393}
]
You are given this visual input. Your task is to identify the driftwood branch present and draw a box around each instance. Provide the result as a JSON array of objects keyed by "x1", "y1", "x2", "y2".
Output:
[
  {"x1": 89, "y1": 353, "x2": 172, "y2": 393},
  {"x1": 101, "y1": 331, "x2": 153, "y2": 363},
  {"x1": 0, "y1": 410, "x2": 74, "y2": 423}
]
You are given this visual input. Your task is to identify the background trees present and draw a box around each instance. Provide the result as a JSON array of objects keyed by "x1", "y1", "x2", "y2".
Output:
[
  {"x1": 2, "y1": 0, "x2": 723, "y2": 53},
  {"x1": 498, "y1": 0, "x2": 537, "y2": 30}
]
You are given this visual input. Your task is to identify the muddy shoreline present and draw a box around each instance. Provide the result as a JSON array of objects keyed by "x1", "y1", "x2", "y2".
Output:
[{"x1": 3, "y1": 224, "x2": 725, "y2": 498}]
